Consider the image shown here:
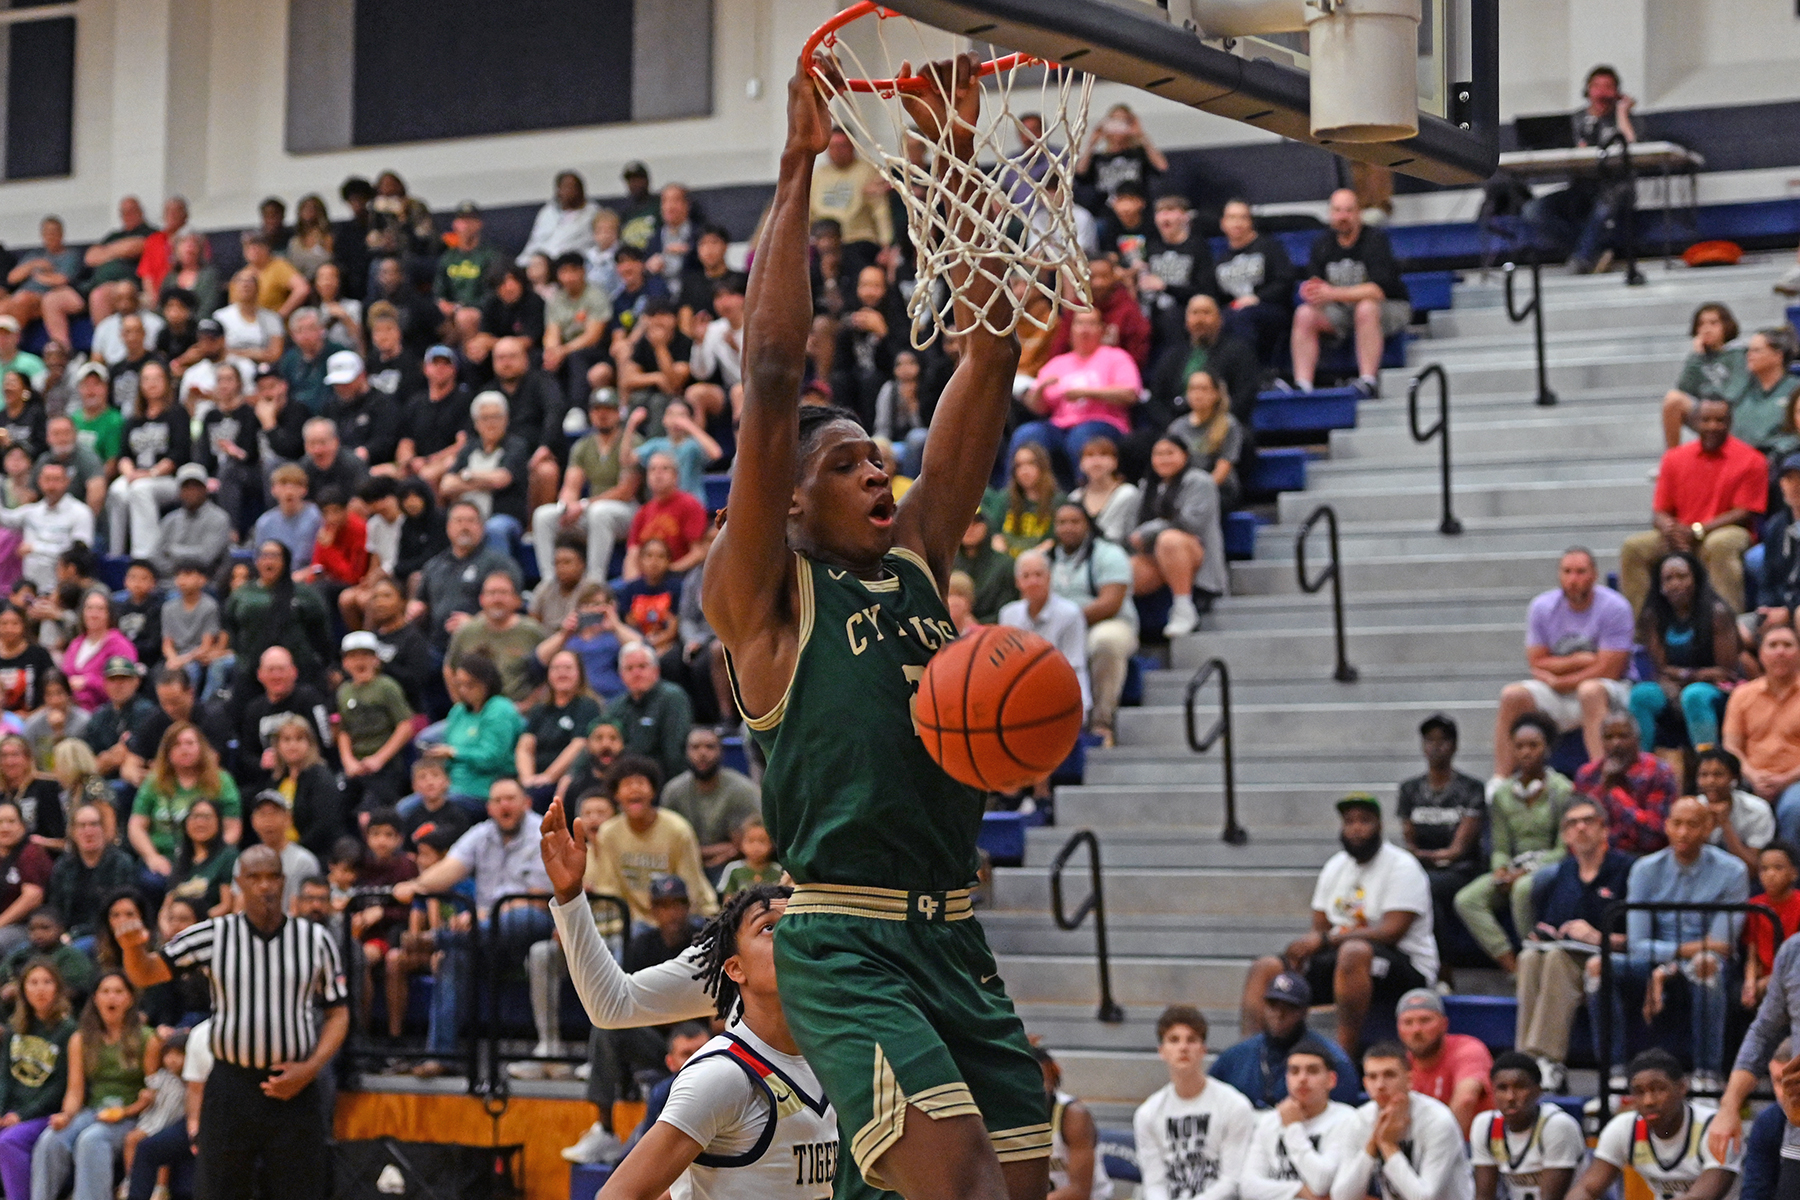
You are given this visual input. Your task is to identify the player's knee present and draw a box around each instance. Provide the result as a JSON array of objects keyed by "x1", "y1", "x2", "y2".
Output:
[
  {"x1": 1336, "y1": 940, "x2": 1372, "y2": 970},
  {"x1": 1499, "y1": 682, "x2": 1533, "y2": 709}
]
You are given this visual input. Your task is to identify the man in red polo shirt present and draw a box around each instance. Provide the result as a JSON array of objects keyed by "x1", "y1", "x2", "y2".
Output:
[
  {"x1": 623, "y1": 449, "x2": 707, "y2": 580},
  {"x1": 1398, "y1": 987, "x2": 1493, "y2": 1137},
  {"x1": 1620, "y1": 396, "x2": 1765, "y2": 612}
]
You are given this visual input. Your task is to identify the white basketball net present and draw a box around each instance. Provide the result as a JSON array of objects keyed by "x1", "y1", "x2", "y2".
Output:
[{"x1": 810, "y1": 9, "x2": 1094, "y2": 349}]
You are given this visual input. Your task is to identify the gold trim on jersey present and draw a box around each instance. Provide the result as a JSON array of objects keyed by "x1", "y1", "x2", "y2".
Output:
[
  {"x1": 990, "y1": 1122, "x2": 1055, "y2": 1161},
  {"x1": 786, "y1": 883, "x2": 975, "y2": 922},
  {"x1": 853, "y1": 1044, "x2": 907, "y2": 1188},
  {"x1": 911, "y1": 1082, "x2": 982, "y2": 1120},
  {"x1": 888, "y1": 546, "x2": 942, "y2": 600},
  {"x1": 728, "y1": 552, "x2": 816, "y2": 733}
]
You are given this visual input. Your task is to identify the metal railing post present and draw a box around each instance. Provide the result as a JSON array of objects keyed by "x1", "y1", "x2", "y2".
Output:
[
  {"x1": 1407, "y1": 364, "x2": 1462, "y2": 536},
  {"x1": 1599, "y1": 131, "x2": 1645, "y2": 286},
  {"x1": 1049, "y1": 830, "x2": 1125, "y2": 1023},
  {"x1": 1295, "y1": 505, "x2": 1358, "y2": 683},
  {"x1": 1503, "y1": 257, "x2": 1558, "y2": 408},
  {"x1": 1184, "y1": 657, "x2": 1247, "y2": 845}
]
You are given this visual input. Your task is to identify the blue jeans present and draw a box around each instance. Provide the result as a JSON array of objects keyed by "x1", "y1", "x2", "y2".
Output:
[
  {"x1": 897, "y1": 428, "x2": 929, "y2": 478},
  {"x1": 1525, "y1": 182, "x2": 1627, "y2": 265},
  {"x1": 1775, "y1": 781, "x2": 1800, "y2": 846},
  {"x1": 32, "y1": 1108, "x2": 136, "y2": 1200},
  {"x1": 1009, "y1": 419, "x2": 1125, "y2": 488},
  {"x1": 125, "y1": 1121, "x2": 194, "y2": 1200},
  {"x1": 1628, "y1": 680, "x2": 1726, "y2": 751},
  {"x1": 1588, "y1": 957, "x2": 1731, "y2": 1076},
  {"x1": 1747, "y1": 543, "x2": 1766, "y2": 611},
  {"x1": 483, "y1": 514, "x2": 522, "y2": 559},
  {"x1": 426, "y1": 904, "x2": 554, "y2": 1056}
]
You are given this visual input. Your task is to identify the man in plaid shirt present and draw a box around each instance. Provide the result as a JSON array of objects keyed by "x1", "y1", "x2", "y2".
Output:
[{"x1": 1574, "y1": 710, "x2": 1677, "y2": 856}]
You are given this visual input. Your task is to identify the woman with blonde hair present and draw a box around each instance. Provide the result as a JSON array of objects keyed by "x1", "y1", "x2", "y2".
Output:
[
  {"x1": 127, "y1": 723, "x2": 239, "y2": 882},
  {"x1": 1165, "y1": 368, "x2": 1244, "y2": 510},
  {"x1": 50, "y1": 742, "x2": 113, "y2": 846},
  {"x1": 268, "y1": 715, "x2": 345, "y2": 860}
]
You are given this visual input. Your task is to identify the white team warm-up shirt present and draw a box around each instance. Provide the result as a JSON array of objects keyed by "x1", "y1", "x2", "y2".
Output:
[
  {"x1": 1468, "y1": 1106, "x2": 1586, "y2": 1200},
  {"x1": 1592, "y1": 1104, "x2": 1742, "y2": 1200},
  {"x1": 1240, "y1": 1101, "x2": 1355, "y2": 1200},
  {"x1": 660, "y1": 1025, "x2": 839, "y2": 1200},
  {"x1": 1133, "y1": 1078, "x2": 1257, "y2": 1200},
  {"x1": 1328, "y1": 1093, "x2": 1474, "y2": 1200}
]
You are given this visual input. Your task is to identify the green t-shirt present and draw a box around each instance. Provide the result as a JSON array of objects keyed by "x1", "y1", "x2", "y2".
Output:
[
  {"x1": 1736, "y1": 372, "x2": 1799, "y2": 453},
  {"x1": 131, "y1": 774, "x2": 243, "y2": 856},
  {"x1": 1676, "y1": 346, "x2": 1750, "y2": 404},
  {"x1": 71, "y1": 407, "x2": 123, "y2": 462},
  {"x1": 446, "y1": 616, "x2": 548, "y2": 703},
  {"x1": 546, "y1": 285, "x2": 613, "y2": 342},
  {"x1": 571, "y1": 430, "x2": 637, "y2": 496},
  {"x1": 435, "y1": 243, "x2": 503, "y2": 308},
  {"x1": 337, "y1": 673, "x2": 415, "y2": 759}
]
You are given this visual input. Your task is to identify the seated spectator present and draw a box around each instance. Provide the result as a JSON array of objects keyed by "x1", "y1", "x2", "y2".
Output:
[
  {"x1": 1329, "y1": 1042, "x2": 1473, "y2": 1200},
  {"x1": 1513, "y1": 799, "x2": 1630, "y2": 1092},
  {"x1": 111, "y1": 667, "x2": 187, "y2": 787},
  {"x1": 334, "y1": 632, "x2": 413, "y2": 815},
  {"x1": 626, "y1": 397, "x2": 717, "y2": 505},
  {"x1": 531, "y1": 388, "x2": 641, "y2": 585},
  {"x1": 1242, "y1": 795, "x2": 1436, "y2": 1057},
  {"x1": 1212, "y1": 199, "x2": 1295, "y2": 360},
  {"x1": 307, "y1": 488, "x2": 368, "y2": 612},
  {"x1": 1133, "y1": 1006, "x2": 1254, "y2": 1199},
  {"x1": 1049, "y1": 503, "x2": 1137, "y2": 746},
  {"x1": 1662, "y1": 303, "x2": 1748, "y2": 450},
  {"x1": 585, "y1": 755, "x2": 717, "y2": 926},
  {"x1": 396, "y1": 758, "x2": 473, "y2": 850},
  {"x1": 444, "y1": 571, "x2": 546, "y2": 705},
  {"x1": 614, "y1": 301, "x2": 693, "y2": 428},
  {"x1": 536, "y1": 582, "x2": 642, "y2": 704},
  {"x1": 267, "y1": 715, "x2": 345, "y2": 861},
  {"x1": 1469, "y1": 1055, "x2": 1585, "y2": 1200},
  {"x1": 1068, "y1": 437, "x2": 1140, "y2": 545},
  {"x1": 0, "y1": 602, "x2": 54, "y2": 716},
  {"x1": 519, "y1": 172, "x2": 600, "y2": 268},
  {"x1": 826, "y1": 267, "x2": 901, "y2": 428},
  {"x1": 603, "y1": 644, "x2": 692, "y2": 786},
  {"x1": 0, "y1": 910, "x2": 91, "y2": 1011},
  {"x1": 1589, "y1": 798, "x2": 1747, "y2": 1089},
  {"x1": 279, "y1": 308, "x2": 332, "y2": 417},
  {"x1": 953, "y1": 515, "x2": 1018, "y2": 625},
  {"x1": 0, "y1": 957, "x2": 76, "y2": 1200},
  {"x1": 391, "y1": 778, "x2": 553, "y2": 1080},
  {"x1": 1013, "y1": 309, "x2": 1142, "y2": 482},
  {"x1": 1455, "y1": 713, "x2": 1572, "y2": 972},
  {"x1": 1211, "y1": 970, "x2": 1360, "y2": 1108},
  {"x1": 128, "y1": 722, "x2": 241, "y2": 886},
  {"x1": 1752, "y1": 453, "x2": 1800, "y2": 635},
  {"x1": 1493, "y1": 548, "x2": 1634, "y2": 775},
  {"x1": 717, "y1": 816, "x2": 780, "y2": 896},
  {"x1": 409, "y1": 500, "x2": 522, "y2": 657},
  {"x1": 0, "y1": 462, "x2": 93, "y2": 597},
  {"x1": 1566, "y1": 1050, "x2": 1739, "y2": 1200},
  {"x1": 1695, "y1": 747, "x2": 1774, "y2": 875},
  {"x1": 440, "y1": 391, "x2": 530, "y2": 557},
  {"x1": 34, "y1": 417, "x2": 106, "y2": 523},
  {"x1": 1097, "y1": 180, "x2": 1152, "y2": 266},
  {"x1": 299, "y1": 415, "x2": 367, "y2": 500},
  {"x1": 434, "y1": 202, "x2": 502, "y2": 347},
  {"x1": 321, "y1": 354, "x2": 399, "y2": 469},
  {"x1": 986, "y1": 443, "x2": 1064, "y2": 560},
  {"x1": 1242, "y1": 1035, "x2": 1355, "y2": 1200},
  {"x1": 1290, "y1": 189, "x2": 1410, "y2": 398},
  {"x1": 0, "y1": 799, "x2": 48, "y2": 961},
  {"x1": 622, "y1": 451, "x2": 706, "y2": 581},
  {"x1": 46, "y1": 804, "x2": 134, "y2": 942},
  {"x1": 1630, "y1": 552, "x2": 1738, "y2": 752},
  {"x1": 62, "y1": 591, "x2": 137, "y2": 713},
  {"x1": 1742, "y1": 841, "x2": 1800, "y2": 1012},
  {"x1": 871, "y1": 349, "x2": 926, "y2": 477},
  {"x1": 515, "y1": 649, "x2": 602, "y2": 807},
  {"x1": 659, "y1": 558, "x2": 730, "y2": 726},
  {"x1": 381, "y1": 825, "x2": 462, "y2": 1042},
  {"x1": 162, "y1": 798, "x2": 237, "y2": 917},
  {"x1": 1724, "y1": 624, "x2": 1800, "y2": 844},
  {"x1": 1520, "y1": 65, "x2": 1636, "y2": 272},
  {"x1": 1396, "y1": 988, "x2": 1492, "y2": 1136},
  {"x1": 1729, "y1": 327, "x2": 1799, "y2": 461},
  {"x1": 659, "y1": 728, "x2": 758, "y2": 878},
  {"x1": 613, "y1": 539, "x2": 680, "y2": 654},
  {"x1": 1621, "y1": 397, "x2": 1764, "y2": 613},
  {"x1": 393, "y1": 347, "x2": 470, "y2": 494},
  {"x1": 250, "y1": 466, "x2": 321, "y2": 569},
  {"x1": 552, "y1": 721, "x2": 623, "y2": 811},
  {"x1": 213, "y1": 267, "x2": 285, "y2": 366},
  {"x1": 19, "y1": 676, "x2": 83, "y2": 780},
  {"x1": 244, "y1": 791, "x2": 321, "y2": 912},
  {"x1": 1127, "y1": 436, "x2": 1228, "y2": 638},
  {"x1": 1164, "y1": 368, "x2": 1244, "y2": 511},
  {"x1": 427, "y1": 653, "x2": 523, "y2": 808},
  {"x1": 345, "y1": 811, "x2": 417, "y2": 1030},
  {"x1": 1044, "y1": 256, "x2": 1150, "y2": 370},
  {"x1": 30, "y1": 972, "x2": 160, "y2": 1200},
  {"x1": 1575, "y1": 709, "x2": 1678, "y2": 856},
  {"x1": 1397, "y1": 713, "x2": 1487, "y2": 963},
  {"x1": 1000, "y1": 550, "x2": 1091, "y2": 720},
  {"x1": 152, "y1": 468, "x2": 229, "y2": 581},
  {"x1": 1143, "y1": 294, "x2": 1259, "y2": 477}
]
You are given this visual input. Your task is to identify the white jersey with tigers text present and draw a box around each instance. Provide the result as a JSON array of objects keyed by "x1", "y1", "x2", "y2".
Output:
[
  {"x1": 1133, "y1": 1077, "x2": 1256, "y2": 1200},
  {"x1": 1468, "y1": 1106, "x2": 1586, "y2": 1200},
  {"x1": 1240, "y1": 1101, "x2": 1354, "y2": 1200},
  {"x1": 1051, "y1": 1091, "x2": 1113, "y2": 1200},
  {"x1": 657, "y1": 1025, "x2": 839, "y2": 1200},
  {"x1": 1592, "y1": 1103, "x2": 1741, "y2": 1200}
]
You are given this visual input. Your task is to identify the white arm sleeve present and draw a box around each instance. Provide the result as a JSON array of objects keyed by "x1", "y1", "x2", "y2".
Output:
[
  {"x1": 1193, "y1": 1099, "x2": 1254, "y2": 1200},
  {"x1": 1382, "y1": 1105, "x2": 1473, "y2": 1200},
  {"x1": 550, "y1": 893, "x2": 715, "y2": 1028},
  {"x1": 1327, "y1": 1115, "x2": 1377, "y2": 1200},
  {"x1": 1285, "y1": 1120, "x2": 1344, "y2": 1197},
  {"x1": 1135, "y1": 1100, "x2": 1171, "y2": 1200},
  {"x1": 1239, "y1": 1114, "x2": 1298, "y2": 1200}
]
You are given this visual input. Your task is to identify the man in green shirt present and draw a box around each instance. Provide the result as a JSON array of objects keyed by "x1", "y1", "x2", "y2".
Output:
[
  {"x1": 530, "y1": 388, "x2": 641, "y2": 581},
  {"x1": 602, "y1": 642, "x2": 692, "y2": 785},
  {"x1": 435, "y1": 201, "x2": 504, "y2": 348},
  {"x1": 444, "y1": 572, "x2": 546, "y2": 704},
  {"x1": 954, "y1": 513, "x2": 1018, "y2": 623},
  {"x1": 1734, "y1": 326, "x2": 1800, "y2": 455},
  {"x1": 69, "y1": 363, "x2": 123, "y2": 464}
]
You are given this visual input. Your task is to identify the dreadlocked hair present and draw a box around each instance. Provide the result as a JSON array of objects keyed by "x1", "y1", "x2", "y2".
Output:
[{"x1": 690, "y1": 883, "x2": 794, "y2": 1022}]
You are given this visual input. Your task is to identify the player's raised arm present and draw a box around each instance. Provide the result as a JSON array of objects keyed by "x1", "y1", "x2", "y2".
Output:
[
  {"x1": 894, "y1": 56, "x2": 1023, "y2": 587},
  {"x1": 701, "y1": 56, "x2": 833, "y2": 650}
]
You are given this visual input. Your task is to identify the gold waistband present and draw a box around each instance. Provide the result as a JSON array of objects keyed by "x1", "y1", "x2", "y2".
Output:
[{"x1": 787, "y1": 883, "x2": 974, "y2": 923}]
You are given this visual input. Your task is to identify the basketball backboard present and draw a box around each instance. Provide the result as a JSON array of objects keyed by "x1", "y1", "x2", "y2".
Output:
[{"x1": 875, "y1": 0, "x2": 1498, "y2": 185}]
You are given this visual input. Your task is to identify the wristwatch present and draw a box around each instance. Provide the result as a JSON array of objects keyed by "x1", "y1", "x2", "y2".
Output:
[{"x1": 1691, "y1": 522, "x2": 1706, "y2": 543}]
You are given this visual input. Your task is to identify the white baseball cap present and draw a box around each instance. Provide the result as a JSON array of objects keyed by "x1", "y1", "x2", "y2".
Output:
[{"x1": 323, "y1": 350, "x2": 364, "y2": 386}]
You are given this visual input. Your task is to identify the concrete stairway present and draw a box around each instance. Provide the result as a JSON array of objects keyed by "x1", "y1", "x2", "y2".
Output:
[{"x1": 983, "y1": 256, "x2": 1798, "y2": 1122}]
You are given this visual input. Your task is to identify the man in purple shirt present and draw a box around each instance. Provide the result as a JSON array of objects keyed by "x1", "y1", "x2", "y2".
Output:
[{"x1": 1494, "y1": 548, "x2": 1635, "y2": 776}]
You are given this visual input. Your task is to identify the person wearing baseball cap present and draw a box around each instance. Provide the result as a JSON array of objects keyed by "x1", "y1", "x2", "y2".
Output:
[
  {"x1": 527, "y1": 382, "x2": 639, "y2": 583},
  {"x1": 1241, "y1": 793, "x2": 1437, "y2": 1058},
  {"x1": 1394, "y1": 987, "x2": 1493, "y2": 1135},
  {"x1": 1213, "y1": 968, "x2": 1361, "y2": 1108},
  {"x1": 435, "y1": 201, "x2": 502, "y2": 343},
  {"x1": 153, "y1": 463, "x2": 231, "y2": 577}
]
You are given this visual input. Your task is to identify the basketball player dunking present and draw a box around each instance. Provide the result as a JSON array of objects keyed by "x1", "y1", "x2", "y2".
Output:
[{"x1": 699, "y1": 53, "x2": 1050, "y2": 1200}]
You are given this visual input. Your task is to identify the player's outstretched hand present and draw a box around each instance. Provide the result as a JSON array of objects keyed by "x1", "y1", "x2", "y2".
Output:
[
  {"x1": 541, "y1": 796, "x2": 590, "y2": 905},
  {"x1": 790, "y1": 52, "x2": 839, "y2": 157},
  {"x1": 900, "y1": 53, "x2": 980, "y2": 160}
]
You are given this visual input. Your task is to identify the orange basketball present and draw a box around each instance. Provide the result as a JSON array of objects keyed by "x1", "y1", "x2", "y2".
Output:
[{"x1": 916, "y1": 625, "x2": 1084, "y2": 792}]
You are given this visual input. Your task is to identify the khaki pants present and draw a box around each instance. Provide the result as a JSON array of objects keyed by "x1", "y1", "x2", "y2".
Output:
[
  {"x1": 1514, "y1": 942, "x2": 1590, "y2": 1063},
  {"x1": 1087, "y1": 617, "x2": 1138, "y2": 732},
  {"x1": 1619, "y1": 526, "x2": 1751, "y2": 612}
]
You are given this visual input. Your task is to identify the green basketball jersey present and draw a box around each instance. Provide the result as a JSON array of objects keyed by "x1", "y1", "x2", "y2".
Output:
[{"x1": 728, "y1": 548, "x2": 984, "y2": 892}]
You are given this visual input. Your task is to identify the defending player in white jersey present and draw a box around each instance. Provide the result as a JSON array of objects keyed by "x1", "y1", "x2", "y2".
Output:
[
  {"x1": 1329, "y1": 1040, "x2": 1474, "y2": 1200},
  {"x1": 1470, "y1": 1052, "x2": 1585, "y2": 1200},
  {"x1": 1133, "y1": 1006, "x2": 1256, "y2": 1200},
  {"x1": 1569, "y1": 1049, "x2": 1741, "y2": 1200},
  {"x1": 1240, "y1": 1036, "x2": 1355, "y2": 1200},
  {"x1": 596, "y1": 883, "x2": 839, "y2": 1200},
  {"x1": 1036, "y1": 1046, "x2": 1112, "y2": 1200}
]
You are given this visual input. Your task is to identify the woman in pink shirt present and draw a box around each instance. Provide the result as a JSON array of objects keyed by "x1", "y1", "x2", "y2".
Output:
[
  {"x1": 1012, "y1": 309, "x2": 1143, "y2": 483},
  {"x1": 60, "y1": 590, "x2": 137, "y2": 712}
]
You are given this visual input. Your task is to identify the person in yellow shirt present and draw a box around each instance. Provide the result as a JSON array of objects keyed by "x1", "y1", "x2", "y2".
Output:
[
  {"x1": 809, "y1": 127, "x2": 894, "y2": 279},
  {"x1": 583, "y1": 753, "x2": 719, "y2": 925}
]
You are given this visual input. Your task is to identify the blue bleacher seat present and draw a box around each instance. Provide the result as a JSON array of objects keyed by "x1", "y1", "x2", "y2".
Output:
[
  {"x1": 1445, "y1": 994, "x2": 1518, "y2": 1052},
  {"x1": 1402, "y1": 270, "x2": 1457, "y2": 314},
  {"x1": 703, "y1": 473, "x2": 730, "y2": 514},
  {"x1": 720, "y1": 736, "x2": 750, "y2": 776},
  {"x1": 978, "y1": 809, "x2": 1046, "y2": 866},
  {"x1": 570, "y1": 1164, "x2": 612, "y2": 1200},
  {"x1": 1134, "y1": 588, "x2": 1171, "y2": 637},
  {"x1": 1253, "y1": 387, "x2": 1360, "y2": 435},
  {"x1": 1247, "y1": 447, "x2": 1308, "y2": 494},
  {"x1": 98, "y1": 554, "x2": 130, "y2": 591},
  {"x1": 1119, "y1": 654, "x2": 1151, "y2": 707},
  {"x1": 1098, "y1": 1127, "x2": 1140, "y2": 1184},
  {"x1": 1224, "y1": 511, "x2": 1258, "y2": 561}
]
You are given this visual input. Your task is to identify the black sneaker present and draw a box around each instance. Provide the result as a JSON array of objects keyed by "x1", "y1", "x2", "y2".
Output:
[{"x1": 1352, "y1": 378, "x2": 1380, "y2": 400}]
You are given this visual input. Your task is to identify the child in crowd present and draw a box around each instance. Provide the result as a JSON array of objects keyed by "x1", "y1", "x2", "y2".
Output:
[
  {"x1": 384, "y1": 827, "x2": 469, "y2": 1043},
  {"x1": 116, "y1": 560, "x2": 162, "y2": 667},
  {"x1": 628, "y1": 397, "x2": 718, "y2": 502},
  {"x1": 122, "y1": 1031, "x2": 187, "y2": 1177},
  {"x1": 310, "y1": 487, "x2": 369, "y2": 604},
  {"x1": 350, "y1": 809, "x2": 418, "y2": 1033},
  {"x1": 252, "y1": 463, "x2": 322, "y2": 567},
  {"x1": 0, "y1": 908, "x2": 96, "y2": 1005},
  {"x1": 1744, "y1": 841, "x2": 1800, "y2": 1010},
  {"x1": 718, "y1": 816, "x2": 781, "y2": 896},
  {"x1": 335, "y1": 631, "x2": 415, "y2": 815},
  {"x1": 397, "y1": 758, "x2": 473, "y2": 849},
  {"x1": 160, "y1": 559, "x2": 227, "y2": 700},
  {"x1": 326, "y1": 836, "x2": 362, "y2": 938}
]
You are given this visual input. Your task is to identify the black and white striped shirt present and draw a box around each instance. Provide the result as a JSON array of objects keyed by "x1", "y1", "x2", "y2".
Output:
[{"x1": 161, "y1": 914, "x2": 348, "y2": 1070}]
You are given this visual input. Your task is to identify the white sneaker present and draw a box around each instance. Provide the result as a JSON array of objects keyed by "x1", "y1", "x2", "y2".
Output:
[
  {"x1": 1537, "y1": 1057, "x2": 1568, "y2": 1093},
  {"x1": 1164, "y1": 596, "x2": 1199, "y2": 638},
  {"x1": 1776, "y1": 264, "x2": 1800, "y2": 296},
  {"x1": 562, "y1": 1122, "x2": 625, "y2": 1164},
  {"x1": 505, "y1": 1059, "x2": 547, "y2": 1080},
  {"x1": 574, "y1": 1062, "x2": 591, "y2": 1080}
]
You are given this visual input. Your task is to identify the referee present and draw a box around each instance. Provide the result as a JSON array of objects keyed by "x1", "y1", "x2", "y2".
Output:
[{"x1": 112, "y1": 843, "x2": 349, "y2": 1200}]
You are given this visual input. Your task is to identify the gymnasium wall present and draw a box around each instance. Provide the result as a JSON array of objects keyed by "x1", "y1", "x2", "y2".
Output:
[{"x1": 3, "y1": 0, "x2": 1800, "y2": 247}]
